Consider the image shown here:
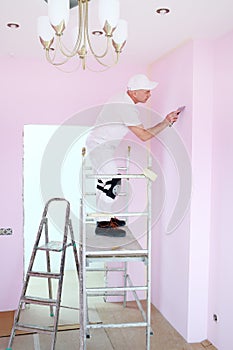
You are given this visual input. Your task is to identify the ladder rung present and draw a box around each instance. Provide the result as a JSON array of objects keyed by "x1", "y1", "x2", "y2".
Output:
[
  {"x1": 86, "y1": 254, "x2": 147, "y2": 262},
  {"x1": 37, "y1": 241, "x2": 72, "y2": 252},
  {"x1": 22, "y1": 296, "x2": 57, "y2": 306},
  {"x1": 87, "y1": 322, "x2": 148, "y2": 329},
  {"x1": 28, "y1": 271, "x2": 61, "y2": 279},
  {"x1": 86, "y1": 250, "x2": 148, "y2": 257},
  {"x1": 89, "y1": 292, "x2": 124, "y2": 297},
  {"x1": 85, "y1": 219, "x2": 95, "y2": 223},
  {"x1": 86, "y1": 267, "x2": 125, "y2": 272},
  {"x1": 86, "y1": 286, "x2": 148, "y2": 294},
  {"x1": 117, "y1": 192, "x2": 127, "y2": 196},
  {"x1": 87, "y1": 212, "x2": 148, "y2": 218},
  {"x1": 86, "y1": 174, "x2": 145, "y2": 179},
  {"x1": 16, "y1": 323, "x2": 54, "y2": 334},
  {"x1": 117, "y1": 167, "x2": 127, "y2": 171},
  {"x1": 84, "y1": 192, "x2": 126, "y2": 197}
]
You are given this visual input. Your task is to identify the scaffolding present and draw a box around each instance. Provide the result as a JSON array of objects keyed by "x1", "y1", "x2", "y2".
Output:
[{"x1": 79, "y1": 147, "x2": 154, "y2": 350}]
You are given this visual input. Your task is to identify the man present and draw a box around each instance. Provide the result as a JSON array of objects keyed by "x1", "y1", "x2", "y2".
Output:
[{"x1": 86, "y1": 74, "x2": 179, "y2": 236}]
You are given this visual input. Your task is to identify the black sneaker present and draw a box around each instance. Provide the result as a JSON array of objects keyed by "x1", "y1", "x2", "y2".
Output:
[
  {"x1": 95, "y1": 227, "x2": 126, "y2": 237},
  {"x1": 110, "y1": 217, "x2": 126, "y2": 227},
  {"x1": 96, "y1": 221, "x2": 110, "y2": 228}
]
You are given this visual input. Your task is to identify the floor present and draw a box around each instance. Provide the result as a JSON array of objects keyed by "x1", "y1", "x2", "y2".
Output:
[{"x1": 0, "y1": 270, "x2": 217, "y2": 350}]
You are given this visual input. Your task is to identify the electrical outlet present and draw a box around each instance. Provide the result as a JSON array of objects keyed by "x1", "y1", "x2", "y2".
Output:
[{"x1": 0, "y1": 228, "x2": 12, "y2": 235}]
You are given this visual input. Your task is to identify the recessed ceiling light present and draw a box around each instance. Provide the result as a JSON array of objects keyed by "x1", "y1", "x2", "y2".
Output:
[
  {"x1": 156, "y1": 8, "x2": 170, "y2": 15},
  {"x1": 92, "y1": 30, "x2": 103, "y2": 37},
  {"x1": 7, "y1": 23, "x2": 20, "y2": 29}
]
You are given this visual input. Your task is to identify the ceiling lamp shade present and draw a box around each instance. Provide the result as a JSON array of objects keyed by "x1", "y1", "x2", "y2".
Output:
[
  {"x1": 48, "y1": 0, "x2": 69, "y2": 35},
  {"x1": 37, "y1": 16, "x2": 54, "y2": 49},
  {"x1": 98, "y1": 0, "x2": 119, "y2": 34},
  {"x1": 37, "y1": 0, "x2": 128, "y2": 70},
  {"x1": 44, "y1": 0, "x2": 78, "y2": 10},
  {"x1": 113, "y1": 19, "x2": 127, "y2": 43}
]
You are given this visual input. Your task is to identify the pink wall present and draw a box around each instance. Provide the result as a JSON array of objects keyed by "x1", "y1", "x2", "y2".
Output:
[
  {"x1": 150, "y1": 42, "x2": 194, "y2": 339},
  {"x1": 150, "y1": 31, "x2": 233, "y2": 347},
  {"x1": 208, "y1": 30, "x2": 233, "y2": 350},
  {"x1": 187, "y1": 40, "x2": 213, "y2": 342},
  {"x1": 0, "y1": 56, "x2": 147, "y2": 311},
  {"x1": 150, "y1": 40, "x2": 213, "y2": 342}
]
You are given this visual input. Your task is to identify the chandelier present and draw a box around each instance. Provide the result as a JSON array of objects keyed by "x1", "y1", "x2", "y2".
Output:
[{"x1": 37, "y1": 0, "x2": 128, "y2": 70}]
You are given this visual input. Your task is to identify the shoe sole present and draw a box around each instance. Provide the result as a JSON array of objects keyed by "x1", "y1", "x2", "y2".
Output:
[{"x1": 95, "y1": 227, "x2": 126, "y2": 237}]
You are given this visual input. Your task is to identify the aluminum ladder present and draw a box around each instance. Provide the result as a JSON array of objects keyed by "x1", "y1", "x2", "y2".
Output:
[{"x1": 6, "y1": 197, "x2": 80, "y2": 350}]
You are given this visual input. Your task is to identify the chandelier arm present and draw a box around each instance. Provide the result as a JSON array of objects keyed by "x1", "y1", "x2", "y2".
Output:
[
  {"x1": 89, "y1": 49, "x2": 119, "y2": 67},
  {"x1": 84, "y1": 0, "x2": 116, "y2": 64},
  {"x1": 84, "y1": 0, "x2": 88, "y2": 52},
  {"x1": 89, "y1": 38, "x2": 120, "y2": 67},
  {"x1": 57, "y1": 36, "x2": 80, "y2": 58},
  {"x1": 86, "y1": 31, "x2": 112, "y2": 59},
  {"x1": 52, "y1": 1, "x2": 85, "y2": 59},
  {"x1": 72, "y1": 0, "x2": 84, "y2": 53},
  {"x1": 45, "y1": 49, "x2": 71, "y2": 66},
  {"x1": 54, "y1": 59, "x2": 82, "y2": 73}
]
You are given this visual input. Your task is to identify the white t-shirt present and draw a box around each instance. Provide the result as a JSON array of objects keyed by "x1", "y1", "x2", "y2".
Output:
[{"x1": 86, "y1": 92, "x2": 141, "y2": 150}]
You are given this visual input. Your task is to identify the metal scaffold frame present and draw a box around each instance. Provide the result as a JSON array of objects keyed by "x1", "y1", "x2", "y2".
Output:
[{"x1": 79, "y1": 147, "x2": 154, "y2": 350}]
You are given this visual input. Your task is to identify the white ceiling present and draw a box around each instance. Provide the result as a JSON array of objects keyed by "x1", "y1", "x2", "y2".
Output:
[{"x1": 1, "y1": 0, "x2": 233, "y2": 66}]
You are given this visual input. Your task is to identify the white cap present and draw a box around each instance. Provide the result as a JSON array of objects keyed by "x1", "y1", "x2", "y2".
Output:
[{"x1": 127, "y1": 74, "x2": 158, "y2": 91}]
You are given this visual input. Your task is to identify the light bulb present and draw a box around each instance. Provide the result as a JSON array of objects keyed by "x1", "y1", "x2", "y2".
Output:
[
  {"x1": 113, "y1": 19, "x2": 128, "y2": 44},
  {"x1": 37, "y1": 16, "x2": 54, "y2": 41},
  {"x1": 48, "y1": 0, "x2": 70, "y2": 27},
  {"x1": 98, "y1": 0, "x2": 120, "y2": 29}
]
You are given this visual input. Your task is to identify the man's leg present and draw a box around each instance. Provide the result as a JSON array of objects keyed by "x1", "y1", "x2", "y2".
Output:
[{"x1": 86, "y1": 144, "x2": 126, "y2": 234}]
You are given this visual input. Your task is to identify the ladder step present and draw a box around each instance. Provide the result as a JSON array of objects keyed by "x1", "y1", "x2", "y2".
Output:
[
  {"x1": 87, "y1": 212, "x2": 148, "y2": 218},
  {"x1": 28, "y1": 271, "x2": 61, "y2": 279},
  {"x1": 87, "y1": 174, "x2": 145, "y2": 179},
  {"x1": 117, "y1": 167, "x2": 127, "y2": 171},
  {"x1": 86, "y1": 250, "x2": 148, "y2": 257},
  {"x1": 37, "y1": 241, "x2": 72, "y2": 252},
  {"x1": 87, "y1": 321, "x2": 148, "y2": 329},
  {"x1": 22, "y1": 296, "x2": 57, "y2": 306},
  {"x1": 16, "y1": 323, "x2": 54, "y2": 334},
  {"x1": 84, "y1": 192, "x2": 126, "y2": 197},
  {"x1": 117, "y1": 192, "x2": 127, "y2": 196},
  {"x1": 86, "y1": 286, "x2": 148, "y2": 295}
]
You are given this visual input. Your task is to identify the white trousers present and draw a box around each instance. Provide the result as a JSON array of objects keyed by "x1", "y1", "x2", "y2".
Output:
[{"x1": 86, "y1": 142, "x2": 120, "y2": 221}]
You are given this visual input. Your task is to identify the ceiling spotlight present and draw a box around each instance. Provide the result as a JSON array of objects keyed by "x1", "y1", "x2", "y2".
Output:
[
  {"x1": 7, "y1": 23, "x2": 20, "y2": 29},
  {"x1": 156, "y1": 8, "x2": 170, "y2": 15},
  {"x1": 92, "y1": 30, "x2": 104, "y2": 37}
]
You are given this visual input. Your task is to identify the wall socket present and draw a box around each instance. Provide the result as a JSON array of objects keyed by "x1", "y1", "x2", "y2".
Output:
[{"x1": 0, "y1": 228, "x2": 12, "y2": 235}]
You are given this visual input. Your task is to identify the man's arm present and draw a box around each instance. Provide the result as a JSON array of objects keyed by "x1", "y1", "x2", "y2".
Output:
[{"x1": 128, "y1": 110, "x2": 179, "y2": 142}]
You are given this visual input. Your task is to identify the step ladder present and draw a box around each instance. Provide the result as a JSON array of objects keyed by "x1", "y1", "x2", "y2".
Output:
[{"x1": 6, "y1": 198, "x2": 80, "y2": 350}]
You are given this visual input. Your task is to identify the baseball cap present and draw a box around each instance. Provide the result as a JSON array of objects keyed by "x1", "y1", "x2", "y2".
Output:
[{"x1": 127, "y1": 74, "x2": 158, "y2": 91}]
